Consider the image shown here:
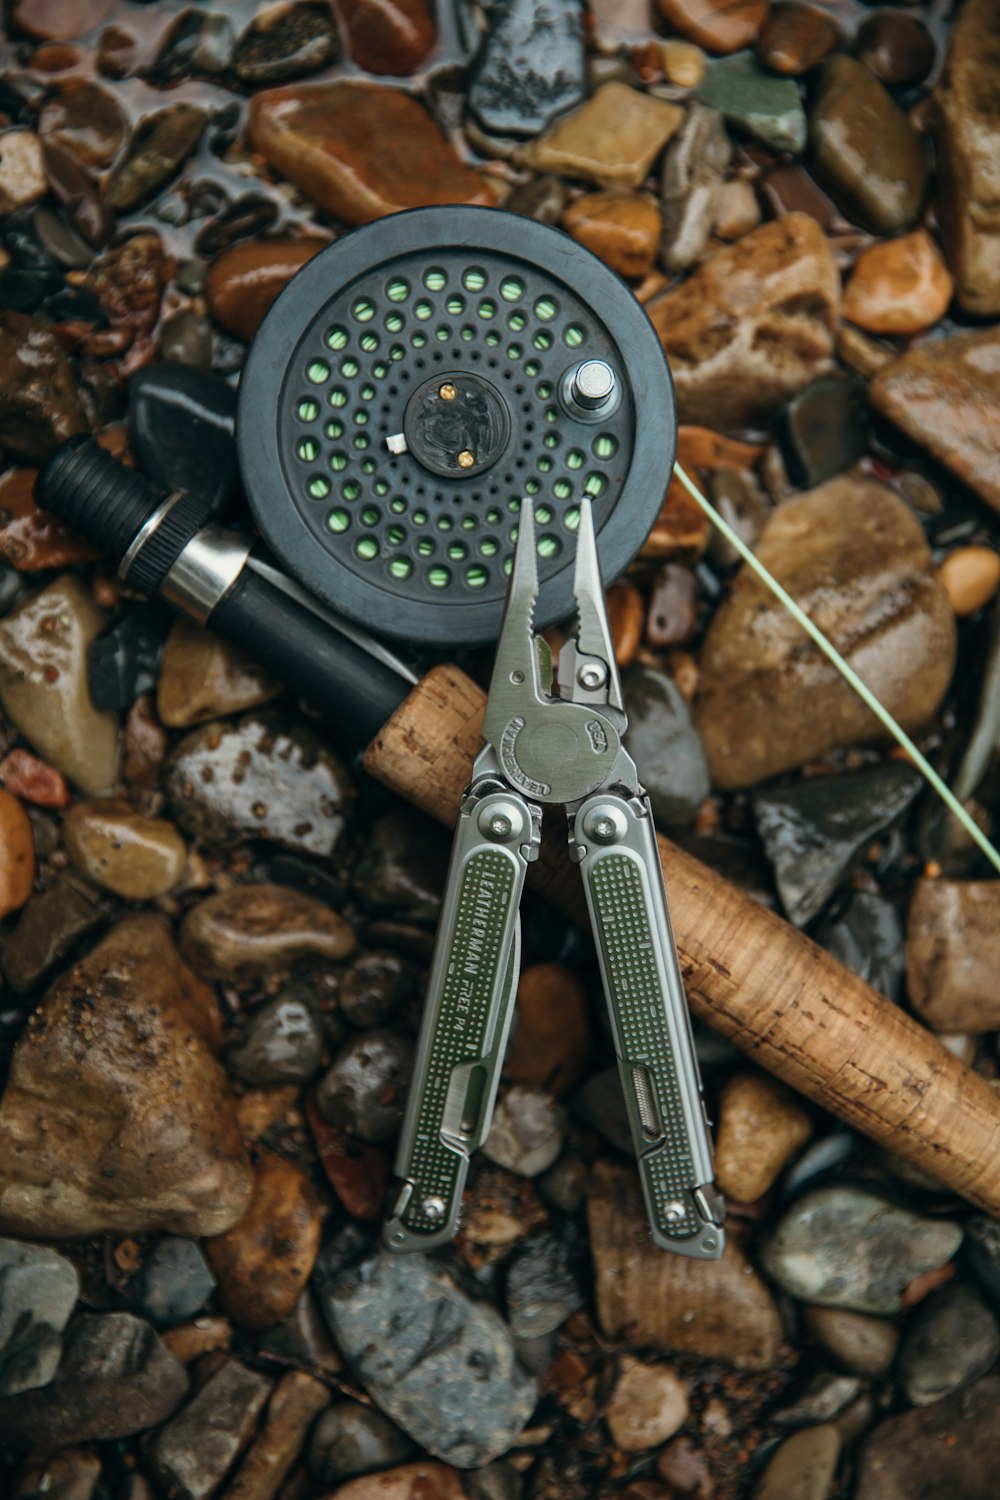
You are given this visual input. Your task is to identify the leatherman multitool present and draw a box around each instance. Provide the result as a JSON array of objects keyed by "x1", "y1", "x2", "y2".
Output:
[{"x1": 384, "y1": 498, "x2": 725, "y2": 1259}]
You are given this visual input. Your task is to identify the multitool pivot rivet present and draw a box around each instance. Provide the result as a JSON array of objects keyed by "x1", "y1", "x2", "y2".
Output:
[
  {"x1": 664, "y1": 1200, "x2": 686, "y2": 1223},
  {"x1": 583, "y1": 803, "x2": 626, "y2": 845},
  {"x1": 479, "y1": 799, "x2": 523, "y2": 842},
  {"x1": 422, "y1": 1195, "x2": 446, "y2": 1220},
  {"x1": 489, "y1": 814, "x2": 511, "y2": 837},
  {"x1": 577, "y1": 662, "x2": 606, "y2": 691}
]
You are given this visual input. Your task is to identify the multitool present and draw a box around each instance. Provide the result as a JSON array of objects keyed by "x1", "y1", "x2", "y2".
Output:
[{"x1": 384, "y1": 497, "x2": 725, "y2": 1259}]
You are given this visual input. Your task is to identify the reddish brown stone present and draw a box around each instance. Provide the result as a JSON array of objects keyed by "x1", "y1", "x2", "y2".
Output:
[
  {"x1": 562, "y1": 190, "x2": 662, "y2": 278},
  {"x1": 0, "y1": 787, "x2": 34, "y2": 920},
  {"x1": 0, "y1": 468, "x2": 101, "y2": 571},
  {"x1": 757, "y1": 3, "x2": 839, "y2": 75},
  {"x1": 657, "y1": 0, "x2": 768, "y2": 55},
  {"x1": 504, "y1": 962, "x2": 593, "y2": 1099},
  {"x1": 124, "y1": 694, "x2": 169, "y2": 789},
  {"x1": 205, "y1": 238, "x2": 325, "y2": 344},
  {"x1": 676, "y1": 426, "x2": 764, "y2": 473},
  {"x1": 0, "y1": 747, "x2": 71, "y2": 809},
  {"x1": 606, "y1": 580, "x2": 644, "y2": 668},
  {"x1": 642, "y1": 472, "x2": 710, "y2": 562},
  {"x1": 10, "y1": 0, "x2": 112, "y2": 40},
  {"x1": 88, "y1": 233, "x2": 169, "y2": 343},
  {"x1": 306, "y1": 1095, "x2": 389, "y2": 1222},
  {"x1": 338, "y1": 0, "x2": 437, "y2": 75},
  {"x1": 249, "y1": 82, "x2": 495, "y2": 226}
]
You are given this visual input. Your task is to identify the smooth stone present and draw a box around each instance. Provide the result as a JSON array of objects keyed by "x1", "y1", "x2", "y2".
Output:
[
  {"x1": 339, "y1": 950, "x2": 418, "y2": 1029},
  {"x1": 705, "y1": 470, "x2": 771, "y2": 570},
  {"x1": 572, "y1": 1066, "x2": 633, "y2": 1156},
  {"x1": 157, "y1": 618, "x2": 279, "y2": 728},
  {"x1": 87, "y1": 605, "x2": 169, "y2": 711},
  {"x1": 774, "y1": 373, "x2": 868, "y2": 488},
  {"x1": 0, "y1": 787, "x2": 34, "y2": 920},
  {"x1": 320, "y1": 1251, "x2": 537, "y2": 1468},
  {"x1": 757, "y1": 4, "x2": 839, "y2": 75},
  {"x1": 249, "y1": 82, "x2": 493, "y2": 226},
  {"x1": 225, "y1": 1369, "x2": 330, "y2": 1500},
  {"x1": 761, "y1": 1185, "x2": 963, "y2": 1315},
  {"x1": 870, "y1": 326, "x2": 1000, "y2": 519},
  {"x1": 699, "y1": 54, "x2": 807, "y2": 154},
  {"x1": 502, "y1": 174, "x2": 566, "y2": 225},
  {"x1": 814, "y1": 890, "x2": 905, "y2": 1002},
  {"x1": 843, "y1": 230, "x2": 953, "y2": 335},
  {"x1": 308, "y1": 1103, "x2": 390, "y2": 1222},
  {"x1": 38, "y1": 83, "x2": 127, "y2": 167},
  {"x1": 0, "y1": 914, "x2": 253, "y2": 1239},
  {"x1": 62, "y1": 799, "x2": 187, "y2": 899},
  {"x1": 643, "y1": 471, "x2": 711, "y2": 560},
  {"x1": 233, "y1": 1, "x2": 340, "y2": 85},
  {"x1": 562, "y1": 190, "x2": 661, "y2": 278},
  {"x1": 661, "y1": 40, "x2": 708, "y2": 88},
  {"x1": 105, "y1": 104, "x2": 206, "y2": 212},
  {"x1": 0, "y1": 131, "x2": 46, "y2": 216},
  {"x1": 330, "y1": 1465, "x2": 469, "y2": 1500},
  {"x1": 0, "y1": 575, "x2": 118, "y2": 794},
  {"x1": 714, "y1": 1070, "x2": 813, "y2": 1203},
  {"x1": 32, "y1": 204, "x2": 93, "y2": 271},
  {"x1": 41, "y1": 138, "x2": 112, "y2": 249},
  {"x1": 129, "y1": 363, "x2": 239, "y2": 513},
  {"x1": 906, "y1": 880, "x2": 1000, "y2": 1034},
  {"x1": 657, "y1": 0, "x2": 766, "y2": 55},
  {"x1": 316, "y1": 1029, "x2": 416, "y2": 1145},
  {"x1": 856, "y1": 11, "x2": 934, "y2": 88},
  {"x1": 0, "y1": 868, "x2": 110, "y2": 992},
  {"x1": 694, "y1": 479, "x2": 956, "y2": 790},
  {"x1": 714, "y1": 176, "x2": 761, "y2": 239},
  {"x1": 935, "y1": 0, "x2": 1000, "y2": 316},
  {"x1": 503, "y1": 961, "x2": 592, "y2": 1100},
  {"x1": 753, "y1": 1426, "x2": 840, "y2": 1500},
  {"x1": 606, "y1": 1357, "x2": 689, "y2": 1452},
  {"x1": 307, "y1": 1400, "x2": 414, "y2": 1483},
  {"x1": 337, "y1": 0, "x2": 436, "y2": 75},
  {"x1": 205, "y1": 1151, "x2": 320, "y2": 1331},
  {"x1": 659, "y1": 103, "x2": 731, "y2": 272},
  {"x1": 179, "y1": 883, "x2": 356, "y2": 983},
  {"x1": 648, "y1": 213, "x2": 840, "y2": 428},
  {"x1": 0, "y1": 466, "x2": 100, "y2": 573},
  {"x1": 589, "y1": 1158, "x2": 783, "y2": 1369},
  {"x1": 622, "y1": 664, "x2": 709, "y2": 828},
  {"x1": 353, "y1": 808, "x2": 449, "y2": 924},
  {"x1": 204, "y1": 237, "x2": 323, "y2": 344},
  {"x1": 483, "y1": 1085, "x2": 565, "y2": 1178},
  {"x1": 505, "y1": 1231, "x2": 583, "y2": 1339},
  {"x1": 227, "y1": 988, "x2": 325, "y2": 1085},
  {"x1": 519, "y1": 82, "x2": 683, "y2": 189},
  {"x1": 803, "y1": 1304, "x2": 899, "y2": 1378},
  {"x1": 153, "y1": 7, "x2": 235, "y2": 78},
  {"x1": 645, "y1": 562, "x2": 697, "y2": 643},
  {"x1": 256, "y1": 1288, "x2": 343, "y2": 1375},
  {"x1": 158, "y1": 309, "x2": 213, "y2": 368},
  {"x1": 0, "y1": 1312, "x2": 187, "y2": 1451},
  {"x1": 11, "y1": 1449, "x2": 103, "y2": 1500},
  {"x1": 165, "y1": 711, "x2": 354, "y2": 858},
  {"x1": 133, "y1": 1237, "x2": 215, "y2": 1328},
  {"x1": 808, "y1": 55, "x2": 927, "y2": 235},
  {"x1": 0, "y1": 312, "x2": 87, "y2": 464},
  {"x1": 938, "y1": 547, "x2": 1000, "y2": 618},
  {"x1": 753, "y1": 763, "x2": 922, "y2": 927},
  {"x1": 86, "y1": 231, "x2": 168, "y2": 346},
  {"x1": 123, "y1": 694, "x2": 168, "y2": 790},
  {"x1": 774, "y1": 1372, "x2": 862, "y2": 1428},
  {"x1": 854, "y1": 1374, "x2": 1000, "y2": 1500},
  {"x1": 759, "y1": 161, "x2": 840, "y2": 229},
  {"x1": 148, "y1": 1358, "x2": 273, "y2": 1500},
  {"x1": 468, "y1": 0, "x2": 585, "y2": 137},
  {"x1": 898, "y1": 1281, "x2": 1000, "y2": 1407},
  {"x1": 0, "y1": 1238, "x2": 78, "y2": 1396}
]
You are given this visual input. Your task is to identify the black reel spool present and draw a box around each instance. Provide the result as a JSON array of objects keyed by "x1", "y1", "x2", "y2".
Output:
[{"x1": 238, "y1": 205, "x2": 676, "y2": 646}]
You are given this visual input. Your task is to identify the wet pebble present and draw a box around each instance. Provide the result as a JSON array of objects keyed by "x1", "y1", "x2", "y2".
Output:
[
  {"x1": 762, "y1": 1185, "x2": 963, "y2": 1315},
  {"x1": 814, "y1": 890, "x2": 905, "y2": 1002},
  {"x1": 0, "y1": 787, "x2": 34, "y2": 920},
  {"x1": 105, "y1": 104, "x2": 206, "y2": 213},
  {"x1": 124, "y1": 694, "x2": 169, "y2": 789},
  {"x1": 41, "y1": 138, "x2": 112, "y2": 249},
  {"x1": 0, "y1": 1238, "x2": 78, "y2": 1397},
  {"x1": 0, "y1": 465, "x2": 98, "y2": 573},
  {"x1": 503, "y1": 961, "x2": 592, "y2": 1100},
  {"x1": 906, "y1": 879, "x2": 1000, "y2": 1033},
  {"x1": 501, "y1": 174, "x2": 566, "y2": 225},
  {"x1": 330, "y1": 1464, "x2": 469, "y2": 1500},
  {"x1": 133, "y1": 1236, "x2": 216, "y2": 1328},
  {"x1": 935, "y1": 0, "x2": 1000, "y2": 317},
  {"x1": 606, "y1": 1357, "x2": 689, "y2": 1451},
  {"x1": 468, "y1": 0, "x2": 585, "y2": 137},
  {"x1": 855, "y1": 10, "x2": 935, "y2": 88},
  {"x1": 622, "y1": 664, "x2": 709, "y2": 828},
  {"x1": 256, "y1": 1287, "x2": 342, "y2": 1375},
  {"x1": 62, "y1": 799, "x2": 187, "y2": 899},
  {"x1": 353, "y1": 809, "x2": 449, "y2": 923},
  {"x1": 520, "y1": 82, "x2": 682, "y2": 190},
  {"x1": 643, "y1": 562, "x2": 698, "y2": 646},
  {"x1": 308, "y1": 1102, "x2": 389, "y2": 1221},
  {"x1": 705, "y1": 469, "x2": 771, "y2": 570},
  {"x1": 757, "y1": 4, "x2": 839, "y2": 75},
  {"x1": 753, "y1": 1425, "x2": 840, "y2": 1500},
  {"x1": 320, "y1": 1250, "x2": 537, "y2": 1467},
  {"x1": 339, "y1": 950, "x2": 418, "y2": 1030},
  {"x1": 0, "y1": 1311, "x2": 187, "y2": 1450},
  {"x1": 698, "y1": 54, "x2": 806, "y2": 154},
  {"x1": 337, "y1": 0, "x2": 436, "y2": 75},
  {"x1": 157, "y1": 308, "x2": 213, "y2": 367},
  {"x1": 774, "y1": 373, "x2": 868, "y2": 488},
  {"x1": 803, "y1": 1304, "x2": 899, "y2": 1378},
  {"x1": 0, "y1": 131, "x2": 46, "y2": 215},
  {"x1": 0, "y1": 312, "x2": 88, "y2": 464},
  {"x1": 205, "y1": 1151, "x2": 320, "y2": 1330},
  {"x1": 228, "y1": 987, "x2": 325, "y2": 1085},
  {"x1": 38, "y1": 82, "x2": 126, "y2": 167},
  {"x1": 854, "y1": 1374, "x2": 1000, "y2": 1499},
  {"x1": 659, "y1": 104, "x2": 731, "y2": 274},
  {"x1": 307, "y1": 1400, "x2": 415, "y2": 1484},
  {"x1": 562, "y1": 190, "x2": 661, "y2": 278},
  {"x1": 157, "y1": 618, "x2": 279, "y2": 728},
  {"x1": 898, "y1": 1281, "x2": 1000, "y2": 1407},
  {"x1": 316, "y1": 1028, "x2": 414, "y2": 1144},
  {"x1": 152, "y1": 7, "x2": 234, "y2": 80},
  {"x1": 148, "y1": 1358, "x2": 272, "y2": 1500},
  {"x1": 657, "y1": 0, "x2": 766, "y2": 55},
  {"x1": 0, "y1": 868, "x2": 111, "y2": 992},
  {"x1": 843, "y1": 230, "x2": 953, "y2": 336},
  {"x1": 129, "y1": 363, "x2": 239, "y2": 512},
  {"x1": 228, "y1": 1368, "x2": 330, "y2": 1500},
  {"x1": 87, "y1": 605, "x2": 168, "y2": 712},
  {"x1": 165, "y1": 711, "x2": 354, "y2": 858},
  {"x1": 233, "y1": 1, "x2": 340, "y2": 86},
  {"x1": 204, "y1": 237, "x2": 324, "y2": 344},
  {"x1": 505, "y1": 1231, "x2": 584, "y2": 1339},
  {"x1": 937, "y1": 547, "x2": 1000, "y2": 617},
  {"x1": 773, "y1": 1372, "x2": 862, "y2": 1428},
  {"x1": 714, "y1": 1070, "x2": 813, "y2": 1204},
  {"x1": 483, "y1": 1085, "x2": 565, "y2": 1177},
  {"x1": 179, "y1": 883, "x2": 355, "y2": 983}
]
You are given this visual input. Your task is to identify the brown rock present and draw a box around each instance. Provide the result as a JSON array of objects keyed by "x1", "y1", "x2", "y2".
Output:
[
  {"x1": 934, "y1": 0, "x2": 1000, "y2": 316},
  {"x1": 520, "y1": 83, "x2": 683, "y2": 189},
  {"x1": 248, "y1": 82, "x2": 495, "y2": 226},
  {"x1": 714, "y1": 1070, "x2": 813, "y2": 1203},
  {"x1": 0, "y1": 748, "x2": 70, "y2": 809},
  {"x1": 855, "y1": 1375, "x2": 1000, "y2": 1500},
  {"x1": 937, "y1": 546, "x2": 1000, "y2": 617},
  {"x1": 906, "y1": 880, "x2": 1000, "y2": 1034},
  {"x1": 754, "y1": 1426, "x2": 841, "y2": 1500},
  {"x1": 123, "y1": 694, "x2": 169, "y2": 789},
  {"x1": 803, "y1": 1304, "x2": 899, "y2": 1378},
  {"x1": 157, "y1": 618, "x2": 281, "y2": 728},
  {"x1": 870, "y1": 326, "x2": 1000, "y2": 518},
  {"x1": 844, "y1": 230, "x2": 953, "y2": 335},
  {"x1": 606, "y1": 580, "x2": 645, "y2": 668},
  {"x1": 656, "y1": 1437, "x2": 713, "y2": 1498},
  {"x1": 87, "y1": 233, "x2": 168, "y2": 344},
  {"x1": 338, "y1": 0, "x2": 436, "y2": 75},
  {"x1": 225, "y1": 1370, "x2": 329, "y2": 1500},
  {"x1": 657, "y1": 0, "x2": 767, "y2": 55},
  {"x1": 148, "y1": 1358, "x2": 273, "y2": 1500},
  {"x1": 562, "y1": 190, "x2": 661, "y2": 278},
  {"x1": 161, "y1": 1316, "x2": 232, "y2": 1365},
  {"x1": 661, "y1": 41, "x2": 707, "y2": 89},
  {"x1": 588, "y1": 1157, "x2": 783, "y2": 1370},
  {"x1": 503, "y1": 961, "x2": 593, "y2": 1099},
  {"x1": 0, "y1": 914, "x2": 253, "y2": 1239},
  {"x1": 62, "y1": 799, "x2": 188, "y2": 899},
  {"x1": 205, "y1": 1152, "x2": 321, "y2": 1331},
  {"x1": 330, "y1": 1465, "x2": 469, "y2": 1500},
  {"x1": 713, "y1": 177, "x2": 761, "y2": 240},
  {"x1": 676, "y1": 426, "x2": 763, "y2": 473},
  {"x1": 757, "y1": 4, "x2": 839, "y2": 75},
  {"x1": 38, "y1": 82, "x2": 127, "y2": 167},
  {"x1": 307, "y1": 1096, "x2": 389, "y2": 1221},
  {"x1": 642, "y1": 471, "x2": 710, "y2": 561},
  {"x1": 10, "y1": 0, "x2": 112, "y2": 38},
  {"x1": 179, "y1": 883, "x2": 356, "y2": 982},
  {"x1": 0, "y1": 468, "x2": 101, "y2": 571},
  {"x1": 204, "y1": 239, "x2": 325, "y2": 344},
  {"x1": 0, "y1": 131, "x2": 46, "y2": 216},
  {"x1": 693, "y1": 477, "x2": 956, "y2": 789},
  {"x1": 0, "y1": 787, "x2": 34, "y2": 920},
  {"x1": 606, "y1": 1358, "x2": 689, "y2": 1450},
  {"x1": 0, "y1": 313, "x2": 88, "y2": 465},
  {"x1": 647, "y1": 213, "x2": 840, "y2": 429}
]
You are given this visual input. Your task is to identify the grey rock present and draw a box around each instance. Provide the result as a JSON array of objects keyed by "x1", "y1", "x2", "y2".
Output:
[
  {"x1": 233, "y1": 1, "x2": 340, "y2": 85},
  {"x1": 320, "y1": 1252, "x2": 537, "y2": 1468},
  {"x1": 316, "y1": 1029, "x2": 415, "y2": 1144},
  {"x1": 306, "y1": 1399, "x2": 414, "y2": 1483},
  {"x1": 502, "y1": 174, "x2": 566, "y2": 224},
  {"x1": 11, "y1": 1449, "x2": 102, "y2": 1500},
  {"x1": 706, "y1": 471, "x2": 771, "y2": 572},
  {"x1": 537, "y1": 1152, "x2": 587, "y2": 1215},
  {"x1": 774, "y1": 1372, "x2": 863, "y2": 1428},
  {"x1": 256, "y1": 1289, "x2": 342, "y2": 1375},
  {"x1": 158, "y1": 310, "x2": 213, "y2": 368},
  {"x1": 623, "y1": 665, "x2": 710, "y2": 830},
  {"x1": 505, "y1": 1232, "x2": 583, "y2": 1338},
  {"x1": 129, "y1": 363, "x2": 237, "y2": 513},
  {"x1": 660, "y1": 104, "x2": 732, "y2": 273},
  {"x1": 762, "y1": 1185, "x2": 963, "y2": 1314},
  {"x1": 855, "y1": 1374, "x2": 1000, "y2": 1500},
  {"x1": 775, "y1": 374, "x2": 868, "y2": 490},
  {"x1": 148, "y1": 1358, "x2": 272, "y2": 1500},
  {"x1": 699, "y1": 54, "x2": 807, "y2": 154},
  {"x1": 814, "y1": 891, "x2": 905, "y2": 1003},
  {"x1": 353, "y1": 809, "x2": 450, "y2": 924},
  {"x1": 0, "y1": 1312, "x2": 188, "y2": 1450},
  {"x1": 227, "y1": 988, "x2": 325, "y2": 1085},
  {"x1": 0, "y1": 1238, "x2": 78, "y2": 1397},
  {"x1": 898, "y1": 1282, "x2": 1000, "y2": 1407},
  {"x1": 483, "y1": 1086, "x2": 565, "y2": 1178},
  {"x1": 466, "y1": 1461, "x2": 524, "y2": 1500},
  {"x1": 803, "y1": 1304, "x2": 899, "y2": 1378},
  {"x1": 468, "y1": 0, "x2": 586, "y2": 137},
  {"x1": 963, "y1": 1216, "x2": 1000, "y2": 1313},
  {"x1": 339, "y1": 951, "x2": 418, "y2": 1029},
  {"x1": 753, "y1": 1425, "x2": 841, "y2": 1500},
  {"x1": 132, "y1": 1237, "x2": 215, "y2": 1327},
  {"x1": 571, "y1": 1067, "x2": 632, "y2": 1155}
]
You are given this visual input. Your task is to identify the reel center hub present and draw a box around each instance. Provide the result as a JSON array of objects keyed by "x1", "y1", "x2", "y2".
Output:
[{"x1": 402, "y1": 371, "x2": 511, "y2": 479}]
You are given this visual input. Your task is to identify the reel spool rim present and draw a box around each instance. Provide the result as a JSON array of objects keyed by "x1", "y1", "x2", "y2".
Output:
[{"x1": 238, "y1": 204, "x2": 676, "y2": 646}]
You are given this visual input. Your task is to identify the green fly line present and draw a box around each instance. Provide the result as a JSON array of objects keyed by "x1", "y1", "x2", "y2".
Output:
[{"x1": 673, "y1": 461, "x2": 1000, "y2": 877}]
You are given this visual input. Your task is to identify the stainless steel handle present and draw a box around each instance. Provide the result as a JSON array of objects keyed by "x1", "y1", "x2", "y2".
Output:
[
  {"x1": 383, "y1": 782, "x2": 539, "y2": 1252},
  {"x1": 572, "y1": 791, "x2": 725, "y2": 1258}
]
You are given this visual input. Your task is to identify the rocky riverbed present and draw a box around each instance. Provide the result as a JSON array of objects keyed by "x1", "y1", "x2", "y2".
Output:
[{"x1": 1, "y1": 1, "x2": 1000, "y2": 1497}]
